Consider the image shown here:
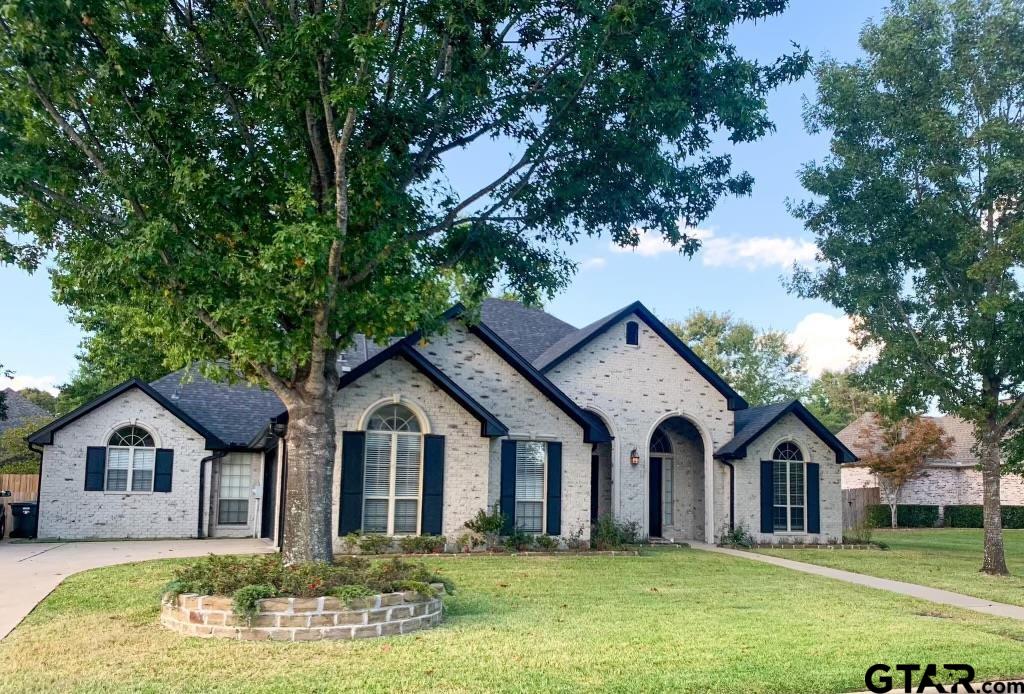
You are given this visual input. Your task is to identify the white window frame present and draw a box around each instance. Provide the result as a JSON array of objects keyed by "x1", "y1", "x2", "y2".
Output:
[
  {"x1": 104, "y1": 426, "x2": 156, "y2": 494},
  {"x1": 662, "y1": 457, "x2": 674, "y2": 528},
  {"x1": 218, "y1": 457, "x2": 251, "y2": 526},
  {"x1": 514, "y1": 441, "x2": 547, "y2": 535},
  {"x1": 363, "y1": 404, "x2": 425, "y2": 536},
  {"x1": 771, "y1": 442, "x2": 806, "y2": 534}
]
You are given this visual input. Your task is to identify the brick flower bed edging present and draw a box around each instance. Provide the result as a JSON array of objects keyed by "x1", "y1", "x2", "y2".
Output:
[
  {"x1": 745, "y1": 543, "x2": 879, "y2": 550},
  {"x1": 160, "y1": 587, "x2": 444, "y2": 642}
]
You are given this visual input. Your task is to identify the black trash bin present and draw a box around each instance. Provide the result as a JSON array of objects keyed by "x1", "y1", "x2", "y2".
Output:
[{"x1": 10, "y1": 502, "x2": 38, "y2": 539}]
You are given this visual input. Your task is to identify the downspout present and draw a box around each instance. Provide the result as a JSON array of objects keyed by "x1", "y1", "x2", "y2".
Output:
[
  {"x1": 721, "y1": 460, "x2": 735, "y2": 532},
  {"x1": 198, "y1": 451, "x2": 227, "y2": 539},
  {"x1": 28, "y1": 442, "x2": 43, "y2": 507}
]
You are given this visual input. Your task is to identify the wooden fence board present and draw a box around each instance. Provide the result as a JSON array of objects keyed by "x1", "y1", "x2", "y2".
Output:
[{"x1": 842, "y1": 486, "x2": 880, "y2": 530}]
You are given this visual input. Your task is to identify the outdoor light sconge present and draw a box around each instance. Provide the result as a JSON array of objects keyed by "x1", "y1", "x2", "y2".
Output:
[{"x1": 630, "y1": 448, "x2": 640, "y2": 466}]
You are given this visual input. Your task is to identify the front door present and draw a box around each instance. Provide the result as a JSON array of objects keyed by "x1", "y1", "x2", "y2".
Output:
[{"x1": 649, "y1": 457, "x2": 663, "y2": 538}]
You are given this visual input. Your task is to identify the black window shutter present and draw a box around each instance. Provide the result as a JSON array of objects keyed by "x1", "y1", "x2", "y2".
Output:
[
  {"x1": 759, "y1": 461, "x2": 774, "y2": 534},
  {"x1": 546, "y1": 442, "x2": 562, "y2": 536},
  {"x1": 339, "y1": 431, "x2": 365, "y2": 535},
  {"x1": 806, "y1": 462, "x2": 820, "y2": 534},
  {"x1": 499, "y1": 440, "x2": 517, "y2": 535},
  {"x1": 421, "y1": 434, "x2": 445, "y2": 536},
  {"x1": 154, "y1": 449, "x2": 174, "y2": 492},
  {"x1": 85, "y1": 446, "x2": 106, "y2": 491}
]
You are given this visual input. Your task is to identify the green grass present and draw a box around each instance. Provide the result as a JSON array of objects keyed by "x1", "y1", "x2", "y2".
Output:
[
  {"x1": 758, "y1": 529, "x2": 1024, "y2": 608},
  {"x1": 2, "y1": 548, "x2": 1024, "y2": 693}
]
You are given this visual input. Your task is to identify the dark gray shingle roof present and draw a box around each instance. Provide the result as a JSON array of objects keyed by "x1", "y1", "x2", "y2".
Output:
[
  {"x1": 479, "y1": 298, "x2": 579, "y2": 362},
  {"x1": 0, "y1": 388, "x2": 49, "y2": 433},
  {"x1": 149, "y1": 368, "x2": 285, "y2": 447},
  {"x1": 716, "y1": 399, "x2": 858, "y2": 463},
  {"x1": 532, "y1": 305, "x2": 625, "y2": 370}
]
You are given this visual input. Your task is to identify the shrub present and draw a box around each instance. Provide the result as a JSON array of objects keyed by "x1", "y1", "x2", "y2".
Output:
[
  {"x1": 843, "y1": 519, "x2": 874, "y2": 545},
  {"x1": 533, "y1": 535, "x2": 559, "y2": 551},
  {"x1": 866, "y1": 504, "x2": 940, "y2": 528},
  {"x1": 719, "y1": 524, "x2": 754, "y2": 548},
  {"x1": 233, "y1": 584, "x2": 277, "y2": 621},
  {"x1": 465, "y1": 505, "x2": 506, "y2": 547},
  {"x1": 1003, "y1": 506, "x2": 1024, "y2": 529},
  {"x1": 165, "y1": 554, "x2": 453, "y2": 617},
  {"x1": 455, "y1": 531, "x2": 485, "y2": 552},
  {"x1": 398, "y1": 534, "x2": 446, "y2": 554},
  {"x1": 591, "y1": 513, "x2": 641, "y2": 550},
  {"x1": 502, "y1": 528, "x2": 533, "y2": 551},
  {"x1": 944, "y1": 505, "x2": 1024, "y2": 529}
]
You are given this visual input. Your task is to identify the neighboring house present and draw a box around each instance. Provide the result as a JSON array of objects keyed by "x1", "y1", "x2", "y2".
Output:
[
  {"x1": 28, "y1": 299, "x2": 856, "y2": 546},
  {"x1": 0, "y1": 388, "x2": 48, "y2": 434},
  {"x1": 838, "y1": 413, "x2": 1024, "y2": 510}
]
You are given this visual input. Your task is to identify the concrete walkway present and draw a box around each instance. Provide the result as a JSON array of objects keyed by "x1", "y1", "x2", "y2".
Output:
[
  {"x1": 692, "y1": 542, "x2": 1024, "y2": 621},
  {"x1": 0, "y1": 538, "x2": 273, "y2": 640}
]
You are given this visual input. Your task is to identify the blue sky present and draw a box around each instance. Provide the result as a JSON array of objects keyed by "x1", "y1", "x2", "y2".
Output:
[{"x1": 0, "y1": 0, "x2": 889, "y2": 393}]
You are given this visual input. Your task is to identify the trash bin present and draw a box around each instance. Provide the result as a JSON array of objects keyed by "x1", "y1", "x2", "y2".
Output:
[{"x1": 10, "y1": 502, "x2": 38, "y2": 539}]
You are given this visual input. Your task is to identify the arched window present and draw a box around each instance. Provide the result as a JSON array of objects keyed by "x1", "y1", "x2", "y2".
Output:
[
  {"x1": 626, "y1": 321, "x2": 639, "y2": 346},
  {"x1": 106, "y1": 425, "x2": 156, "y2": 492},
  {"x1": 649, "y1": 429, "x2": 672, "y2": 454},
  {"x1": 771, "y1": 441, "x2": 805, "y2": 532},
  {"x1": 363, "y1": 403, "x2": 423, "y2": 534}
]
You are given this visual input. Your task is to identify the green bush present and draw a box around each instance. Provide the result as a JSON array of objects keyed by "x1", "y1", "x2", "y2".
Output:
[
  {"x1": 944, "y1": 505, "x2": 1024, "y2": 529},
  {"x1": 502, "y1": 528, "x2": 533, "y2": 551},
  {"x1": 165, "y1": 554, "x2": 453, "y2": 617},
  {"x1": 719, "y1": 524, "x2": 754, "y2": 549},
  {"x1": 398, "y1": 534, "x2": 447, "y2": 554},
  {"x1": 866, "y1": 504, "x2": 940, "y2": 528},
  {"x1": 533, "y1": 535, "x2": 560, "y2": 551},
  {"x1": 232, "y1": 584, "x2": 277, "y2": 621},
  {"x1": 843, "y1": 519, "x2": 874, "y2": 545},
  {"x1": 591, "y1": 513, "x2": 641, "y2": 550},
  {"x1": 464, "y1": 504, "x2": 506, "y2": 544}
]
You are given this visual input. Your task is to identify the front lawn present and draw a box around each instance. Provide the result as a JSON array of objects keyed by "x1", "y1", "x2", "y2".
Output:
[
  {"x1": 2, "y1": 548, "x2": 1024, "y2": 693},
  {"x1": 758, "y1": 529, "x2": 1024, "y2": 608}
]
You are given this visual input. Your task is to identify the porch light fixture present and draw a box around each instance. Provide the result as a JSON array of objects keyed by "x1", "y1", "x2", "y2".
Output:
[{"x1": 630, "y1": 448, "x2": 640, "y2": 466}]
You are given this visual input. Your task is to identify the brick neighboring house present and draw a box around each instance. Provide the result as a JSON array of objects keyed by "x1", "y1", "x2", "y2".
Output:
[
  {"x1": 838, "y1": 413, "x2": 1024, "y2": 512},
  {"x1": 28, "y1": 299, "x2": 857, "y2": 546}
]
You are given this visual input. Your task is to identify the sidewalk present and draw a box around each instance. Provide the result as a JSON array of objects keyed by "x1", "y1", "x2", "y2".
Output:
[
  {"x1": 0, "y1": 538, "x2": 273, "y2": 639},
  {"x1": 692, "y1": 542, "x2": 1024, "y2": 621}
]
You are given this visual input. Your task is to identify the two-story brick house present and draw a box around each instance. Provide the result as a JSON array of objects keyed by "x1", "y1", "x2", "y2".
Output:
[{"x1": 28, "y1": 299, "x2": 856, "y2": 547}]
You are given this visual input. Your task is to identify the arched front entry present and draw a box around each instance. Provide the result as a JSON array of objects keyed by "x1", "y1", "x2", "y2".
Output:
[
  {"x1": 587, "y1": 409, "x2": 614, "y2": 526},
  {"x1": 648, "y1": 416, "x2": 706, "y2": 541}
]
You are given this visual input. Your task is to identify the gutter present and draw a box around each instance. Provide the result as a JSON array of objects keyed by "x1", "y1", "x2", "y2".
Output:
[
  {"x1": 28, "y1": 441, "x2": 43, "y2": 507},
  {"x1": 198, "y1": 451, "x2": 227, "y2": 538},
  {"x1": 721, "y1": 460, "x2": 735, "y2": 531}
]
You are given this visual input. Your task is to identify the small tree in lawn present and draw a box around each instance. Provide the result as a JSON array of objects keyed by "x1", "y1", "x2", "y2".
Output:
[
  {"x1": 0, "y1": 1, "x2": 807, "y2": 563},
  {"x1": 791, "y1": 0, "x2": 1024, "y2": 574},
  {"x1": 856, "y1": 414, "x2": 952, "y2": 529}
]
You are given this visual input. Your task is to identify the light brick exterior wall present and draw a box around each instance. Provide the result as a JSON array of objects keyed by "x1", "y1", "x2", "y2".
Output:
[
  {"x1": 38, "y1": 387, "x2": 213, "y2": 540},
  {"x1": 545, "y1": 313, "x2": 732, "y2": 540},
  {"x1": 732, "y1": 413, "x2": 843, "y2": 543},
  {"x1": 333, "y1": 355, "x2": 492, "y2": 549},
  {"x1": 416, "y1": 322, "x2": 592, "y2": 541},
  {"x1": 841, "y1": 465, "x2": 1024, "y2": 506}
]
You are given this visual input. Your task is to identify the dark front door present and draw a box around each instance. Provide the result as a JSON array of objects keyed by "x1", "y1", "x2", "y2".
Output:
[
  {"x1": 649, "y1": 456, "x2": 663, "y2": 538},
  {"x1": 260, "y1": 447, "x2": 277, "y2": 540},
  {"x1": 590, "y1": 454, "x2": 600, "y2": 523}
]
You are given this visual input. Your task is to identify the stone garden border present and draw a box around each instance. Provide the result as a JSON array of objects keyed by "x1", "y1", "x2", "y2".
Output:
[{"x1": 160, "y1": 586, "x2": 444, "y2": 642}]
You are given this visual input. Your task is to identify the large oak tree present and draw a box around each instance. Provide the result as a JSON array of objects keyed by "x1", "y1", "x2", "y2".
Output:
[
  {"x1": 0, "y1": 0, "x2": 806, "y2": 562},
  {"x1": 792, "y1": 0, "x2": 1024, "y2": 574}
]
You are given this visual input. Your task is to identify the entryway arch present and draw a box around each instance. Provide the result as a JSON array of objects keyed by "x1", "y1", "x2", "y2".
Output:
[{"x1": 647, "y1": 414, "x2": 708, "y2": 542}]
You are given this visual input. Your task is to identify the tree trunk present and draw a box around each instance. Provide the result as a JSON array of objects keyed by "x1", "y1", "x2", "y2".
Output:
[
  {"x1": 889, "y1": 503, "x2": 898, "y2": 529},
  {"x1": 280, "y1": 382, "x2": 337, "y2": 564},
  {"x1": 978, "y1": 423, "x2": 1008, "y2": 575}
]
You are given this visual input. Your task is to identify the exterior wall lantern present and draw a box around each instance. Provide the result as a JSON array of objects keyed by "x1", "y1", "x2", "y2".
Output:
[{"x1": 630, "y1": 448, "x2": 640, "y2": 466}]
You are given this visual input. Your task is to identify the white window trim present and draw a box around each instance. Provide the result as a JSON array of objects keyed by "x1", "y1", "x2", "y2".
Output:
[
  {"x1": 363, "y1": 430, "x2": 424, "y2": 536},
  {"x1": 514, "y1": 440, "x2": 547, "y2": 535},
  {"x1": 772, "y1": 459, "x2": 807, "y2": 533},
  {"x1": 104, "y1": 445, "x2": 156, "y2": 494}
]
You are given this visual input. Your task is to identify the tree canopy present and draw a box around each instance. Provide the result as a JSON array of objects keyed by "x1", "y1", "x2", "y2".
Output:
[
  {"x1": 0, "y1": 0, "x2": 807, "y2": 561},
  {"x1": 791, "y1": 0, "x2": 1024, "y2": 573},
  {"x1": 668, "y1": 309, "x2": 807, "y2": 406},
  {"x1": 805, "y1": 368, "x2": 882, "y2": 433}
]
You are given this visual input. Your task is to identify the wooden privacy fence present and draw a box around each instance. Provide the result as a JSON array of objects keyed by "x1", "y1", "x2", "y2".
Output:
[
  {"x1": 843, "y1": 486, "x2": 880, "y2": 530},
  {"x1": 0, "y1": 473, "x2": 39, "y2": 539}
]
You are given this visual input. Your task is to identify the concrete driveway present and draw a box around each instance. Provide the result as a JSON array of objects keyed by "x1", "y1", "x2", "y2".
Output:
[{"x1": 0, "y1": 538, "x2": 274, "y2": 640}]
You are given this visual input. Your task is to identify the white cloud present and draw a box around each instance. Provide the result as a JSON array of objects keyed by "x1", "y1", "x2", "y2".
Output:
[
  {"x1": 787, "y1": 313, "x2": 863, "y2": 378},
  {"x1": 0, "y1": 374, "x2": 60, "y2": 395},
  {"x1": 579, "y1": 257, "x2": 607, "y2": 271},
  {"x1": 608, "y1": 229, "x2": 677, "y2": 257},
  {"x1": 698, "y1": 229, "x2": 818, "y2": 271},
  {"x1": 608, "y1": 225, "x2": 818, "y2": 270}
]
